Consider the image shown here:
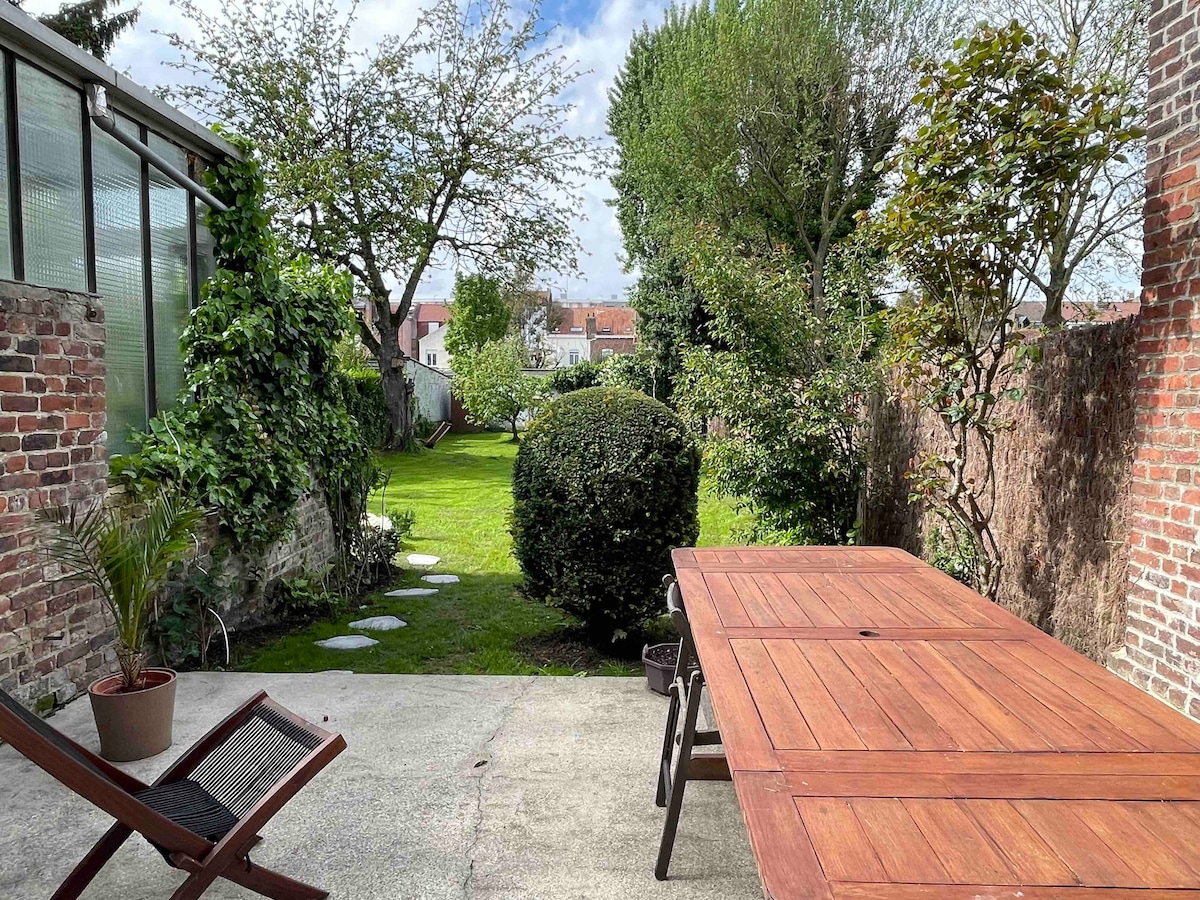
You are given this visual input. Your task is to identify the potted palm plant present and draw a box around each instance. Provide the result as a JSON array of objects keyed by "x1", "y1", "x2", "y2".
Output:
[{"x1": 40, "y1": 490, "x2": 202, "y2": 761}]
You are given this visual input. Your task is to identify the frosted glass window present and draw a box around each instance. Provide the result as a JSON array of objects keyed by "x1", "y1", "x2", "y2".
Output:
[
  {"x1": 92, "y1": 115, "x2": 146, "y2": 455},
  {"x1": 0, "y1": 68, "x2": 11, "y2": 280},
  {"x1": 16, "y1": 62, "x2": 85, "y2": 290},
  {"x1": 148, "y1": 133, "x2": 190, "y2": 412},
  {"x1": 194, "y1": 196, "x2": 215, "y2": 301}
]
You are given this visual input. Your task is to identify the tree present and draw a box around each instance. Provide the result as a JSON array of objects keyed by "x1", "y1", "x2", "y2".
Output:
[
  {"x1": 878, "y1": 22, "x2": 1142, "y2": 598},
  {"x1": 609, "y1": 0, "x2": 951, "y2": 538},
  {"x1": 444, "y1": 274, "x2": 510, "y2": 360},
  {"x1": 10, "y1": 0, "x2": 138, "y2": 60},
  {"x1": 165, "y1": 0, "x2": 594, "y2": 449},
  {"x1": 451, "y1": 339, "x2": 543, "y2": 441},
  {"x1": 986, "y1": 0, "x2": 1147, "y2": 325}
]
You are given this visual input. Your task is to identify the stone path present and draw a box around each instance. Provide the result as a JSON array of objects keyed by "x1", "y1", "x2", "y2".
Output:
[{"x1": 349, "y1": 615, "x2": 407, "y2": 631}]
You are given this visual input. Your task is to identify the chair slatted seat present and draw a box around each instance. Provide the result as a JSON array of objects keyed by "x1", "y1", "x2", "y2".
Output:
[{"x1": 0, "y1": 686, "x2": 346, "y2": 900}]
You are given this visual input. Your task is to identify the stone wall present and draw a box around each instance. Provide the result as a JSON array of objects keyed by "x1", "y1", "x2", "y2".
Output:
[
  {"x1": 0, "y1": 281, "x2": 115, "y2": 709},
  {"x1": 1108, "y1": 0, "x2": 1200, "y2": 718}
]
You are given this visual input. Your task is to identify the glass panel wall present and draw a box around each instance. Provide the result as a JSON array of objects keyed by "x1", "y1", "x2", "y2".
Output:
[
  {"x1": 0, "y1": 67, "x2": 11, "y2": 280},
  {"x1": 194, "y1": 196, "x2": 215, "y2": 299},
  {"x1": 147, "y1": 133, "x2": 191, "y2": 412},
  {"x1": 92, "y1": 114, "x2": 146, "y2": 455},
  {"x1": 0, "y1": 48, "x2": 221, "y2": 452},
  {"x1": 16, "y1": 61, "x2": 85, "y2": 290}
]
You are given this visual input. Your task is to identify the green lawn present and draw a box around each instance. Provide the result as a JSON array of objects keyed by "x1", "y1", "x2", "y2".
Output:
[{"x1": 240, "y1": 432, "x2": 748, "y2": 676}]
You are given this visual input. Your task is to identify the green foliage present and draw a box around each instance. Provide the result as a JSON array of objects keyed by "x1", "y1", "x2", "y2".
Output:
[
  {"x1": 270, "y1": 572, "x2": 345, "y2": 622},
  {"x1": 37, "y1": 489, "x2": 202, "y2": 689},
  {"x1": 924, "y1": 523, "x2": 979, "y2": 589},
  {"x1": 545, "y1": 360, "x2": 603, "y2": 394},
  {"x1": 31, "y1": 0, "x2": 139, "y2": 60},
  {"x1": 445, "y1": 273, "x2": 511, "y2": 358},
  {"x1": 339, "y1": 369, "x2": 388, "y2": 450},
  {"x1": 675, "y1": 233, "x2": 884, "y2": 543},
  {"x1": 878, "y1": 21, "x2": 1141, "y2": 598},
  {"x1": 511, "y1": 387, "x2": 701, "y2": 640},
  {"x1": 150, "y1": 551, "x2": 233, "y2": 670},
  {"x1": 608, "y1": 0, "x2": 947, "y2": 541},
  {"x1": 451, "y1": 339, "x2": 544, "y2": 440},
  {"x1": 113, "y1": 137, "x2": 371, "y2": 554},
  {"x1": 167, "y1": 0, "x2": 597, "y2": 447},
  {"x1": 598, "y1": 351, "x2": 659, "y2": 398}
]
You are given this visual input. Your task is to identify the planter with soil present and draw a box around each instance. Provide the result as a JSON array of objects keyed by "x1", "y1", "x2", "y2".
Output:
[
  {"x1": 88, "y1": 668, "x2": 177, "y2": 761},
  {"x1": 643, "y1": 642, "x2": 679, "y2": 696}
]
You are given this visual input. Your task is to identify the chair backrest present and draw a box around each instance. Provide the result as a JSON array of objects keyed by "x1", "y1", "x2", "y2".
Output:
[
  {"x1": 664, "y1": 579, "x2": 699, "y2": 677},
  {"x1": 188, "y1": 704, "x2": 323, "y2": 817}
]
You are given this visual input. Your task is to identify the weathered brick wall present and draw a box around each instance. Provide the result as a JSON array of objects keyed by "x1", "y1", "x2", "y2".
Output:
[
  {"x1": 1, "y1": 279, "x2": 338, "y2": 708},
  {"x1": 1108, "y1": 0, "x2": 1200, "y2": 718},
  {"x1": 0, "y1": 281, "x2": 114, "y2": 710}
]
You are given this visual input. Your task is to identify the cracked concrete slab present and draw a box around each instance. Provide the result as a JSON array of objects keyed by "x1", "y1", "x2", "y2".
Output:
[{"x1": 0, "y1": 673, "x2": 759, "y2": 900}]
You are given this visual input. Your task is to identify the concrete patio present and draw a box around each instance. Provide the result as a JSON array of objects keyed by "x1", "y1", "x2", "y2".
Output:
[{"x1": 0, "y1": 673, "x2": 761, "y2": 899}]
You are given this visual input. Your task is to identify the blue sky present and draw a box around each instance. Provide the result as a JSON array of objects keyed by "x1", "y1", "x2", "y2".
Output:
[{"x1": 23, "y1": 0, "x2": 671, "y2": 302}]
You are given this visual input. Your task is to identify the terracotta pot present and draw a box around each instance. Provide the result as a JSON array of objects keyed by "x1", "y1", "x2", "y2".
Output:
[{"x1": 87, "y1": 668, "x2": 177, "y2": 762}]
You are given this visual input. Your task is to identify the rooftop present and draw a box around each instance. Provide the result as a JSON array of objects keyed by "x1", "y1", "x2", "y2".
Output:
[
  {"x1": 0, "y1": 672, "x2": 757, "y2": 899},
  {"x1": 552, "y1": 306, "x2": 637, "y2": 336}
]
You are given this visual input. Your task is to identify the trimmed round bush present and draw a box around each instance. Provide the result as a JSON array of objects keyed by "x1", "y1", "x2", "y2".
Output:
[{"x1": 511, "y1": 386, "x2": 701, "y2": 638}]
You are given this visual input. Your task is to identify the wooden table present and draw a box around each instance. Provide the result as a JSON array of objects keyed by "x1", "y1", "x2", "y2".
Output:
[{"x1": 673, "y1": 546, "x2": 1200, "y2": 899}]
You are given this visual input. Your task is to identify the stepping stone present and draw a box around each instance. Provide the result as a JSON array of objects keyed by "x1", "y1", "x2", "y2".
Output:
[
  {"x1": 385, "y1": 588, "x2": 439, "y2": 598},
  {"x1": 407, "y1": 553, "x2": 441, "y2": 566},
  {"x1": 349, "y1": 615, "x2": 407, "y2": 631},
  {"x1": 422, "y1": 574, "x2": 460, "y2": 584},
  {"x1": 315, "y1": 635, "x2": 379, "y2": 650}
]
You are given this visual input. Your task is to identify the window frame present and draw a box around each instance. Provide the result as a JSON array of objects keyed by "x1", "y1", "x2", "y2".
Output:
[{"x1": 0, "y1": 42, "x2": 219, "y2": 448}]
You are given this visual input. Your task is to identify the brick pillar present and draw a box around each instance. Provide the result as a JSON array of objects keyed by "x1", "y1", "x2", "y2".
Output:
[
  {"x1": 0, "y1": 281, "x2": 113, "y2": 709},
  {"x1": 1112, "y1": 0, "x2": 1200, "y2": 718}
]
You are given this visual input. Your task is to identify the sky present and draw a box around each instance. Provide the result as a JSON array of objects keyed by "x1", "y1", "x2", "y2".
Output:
[{"x1": 23, "y1": 0, "x2": 671, "y2": 303}]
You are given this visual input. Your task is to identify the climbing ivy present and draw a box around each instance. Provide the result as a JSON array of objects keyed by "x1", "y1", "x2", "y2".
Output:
[{"x1": 113, "y1": 133, "x2": 371, "y2": 552}]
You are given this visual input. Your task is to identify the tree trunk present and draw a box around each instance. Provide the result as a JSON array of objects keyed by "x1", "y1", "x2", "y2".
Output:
[{"x1": 379, "y1": 328, "x2": 415, "y2": 450}]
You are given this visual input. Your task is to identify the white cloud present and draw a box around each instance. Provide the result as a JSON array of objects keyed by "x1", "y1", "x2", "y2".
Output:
[{"x1": 22, "y1": 0, "x2": 669, "y2": 302}]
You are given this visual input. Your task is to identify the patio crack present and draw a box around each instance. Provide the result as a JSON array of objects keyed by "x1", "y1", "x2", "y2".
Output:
[{"x1": 461, "y1": 676, "x2": 535, "y2": 899}]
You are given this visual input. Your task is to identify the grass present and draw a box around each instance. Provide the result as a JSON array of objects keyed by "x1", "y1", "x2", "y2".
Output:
[{"x1": 239, "y1": 432, "x2": 748, "y2": 676}]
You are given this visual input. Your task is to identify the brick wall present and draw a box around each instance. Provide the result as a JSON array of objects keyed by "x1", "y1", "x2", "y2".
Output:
[
  {"x1": 1109, "y1": 0, "x2": 1200, "y2": 718},
  {"x1": 1, "y1": 278, "x2": 338, "y2": 709},
  {"x1": 0, "y1": 281, "x2": 114, "y2": 710}
]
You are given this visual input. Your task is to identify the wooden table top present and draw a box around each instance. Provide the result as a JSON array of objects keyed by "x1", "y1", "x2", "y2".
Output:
[{"x1": 672, "y1": 546, "x2": 1200, "y2": 899}]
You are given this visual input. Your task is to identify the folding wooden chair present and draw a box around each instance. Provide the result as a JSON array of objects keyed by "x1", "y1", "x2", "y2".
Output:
[
  {"x1": 654, "y1": 575, "x2": 729, "y2": 881},
  {"x1": 0, "y1": 687, "x2": 346, "y2": 900}
]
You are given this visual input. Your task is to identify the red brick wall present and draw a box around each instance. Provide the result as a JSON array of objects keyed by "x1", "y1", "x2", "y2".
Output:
[
  {"x1": 1110, "y1": 0, "x2": 1200, "y2": 717},
  {"x1": 0, "y1": 281, "x2": 114, "y2": 709}
]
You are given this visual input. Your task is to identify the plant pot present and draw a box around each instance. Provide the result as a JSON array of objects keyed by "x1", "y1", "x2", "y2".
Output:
[
  {"x1": 643, "y1": 643, "x2": 679, "y2": 696},
  {"x1": 87, "y1": 668, "x2": 177, "y2": 762}
]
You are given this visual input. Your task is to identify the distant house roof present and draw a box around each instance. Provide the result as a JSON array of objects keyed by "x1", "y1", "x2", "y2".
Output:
[
  {"x1": 1012, "y1": 300, "x2": 1140, "y2": 327},
  {"x1": 416, "y1": 302, "x2": 452, "y2": 324},
  {"x1": 551, "y1": 305, "x2": 636, "y2": 336}
]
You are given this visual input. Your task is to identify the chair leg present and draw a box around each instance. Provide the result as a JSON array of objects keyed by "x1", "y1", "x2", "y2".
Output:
[
  {"x1": 655, "y1": 671, "x2": 704, "y2": 881},
  {"x1": 655, "y1": 681, "x2": 682, "y2": 808},
  {"x1": 223, "y1": 858, "x2": 328, "y2": 900},
  {"x1": 52, "y1": 823, "x2": 132, "y2": 900}
]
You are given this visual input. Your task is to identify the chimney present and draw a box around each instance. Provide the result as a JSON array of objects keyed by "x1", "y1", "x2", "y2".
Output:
[{"x1": 585, "y1": 315, "x2": 597, "y2": 339}]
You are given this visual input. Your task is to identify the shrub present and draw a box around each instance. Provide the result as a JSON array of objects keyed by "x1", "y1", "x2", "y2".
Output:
[
  {"x1": 599, "y1": 351, "x2": 658, "y2": 397},
  {"x1": 545, "y1": 359, "x2": 603, "y2": 394},
  {"x1": 511, "y1": 386, "x2": 701, "y2": 639},
  {"x1": 340, "y1": 369, "x2": 388, "y2": 449}
]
